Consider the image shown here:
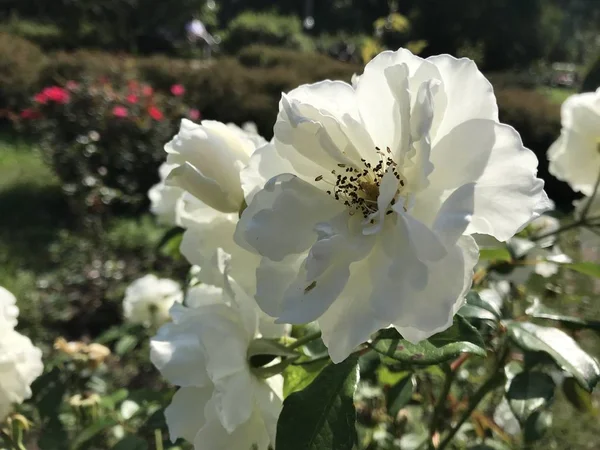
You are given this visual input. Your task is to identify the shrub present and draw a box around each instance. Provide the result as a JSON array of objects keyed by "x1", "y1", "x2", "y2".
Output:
[
  {"x1": 0, "y1": 33, "x2": 46, "y2": 111},
  {"x1": 581, "y1": 55, "x2": 600, "y2": 92},
  {"x1": 16, "y1": 79, "x2": 198, "y2": 217},
  {"x1": 495, "y1": 87, "x2": 578, "y2": 210},
  {"x1": 222, "y1": 12, "x2": 314, "y2": 54}
]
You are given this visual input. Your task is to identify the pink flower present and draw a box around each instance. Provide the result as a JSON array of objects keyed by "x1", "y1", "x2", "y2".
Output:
[
  {"x1": 34, "y1": 92, "x2": 48, "y2": 104},
  {"x1": 112, "y1": 106, "x2": 128, "y2": 118},
  {"x1": 142, "y1": 85, "x2": 154, "y2": 97},
  {"x1": 126, "y1": 94, "x2": 139, "y2": 104},
  {"x1": 128, "y1": 80, "x2": 140, "y2": 92},
  {"x1": 148, "y1": 105, "x2": 164, "y2": 121},
  {"x1": 66, "y1": 81, "x2": 79, "y2": 90},
  {"x1": 188, "y1": 108, "x2": 201, "y2": 121},
  {"x1": 170, "y1": 84, "x2": 185, "y2": 96},
  {"x1": 42, "y1": 86, "x2": 70, "y2": 104},
  {"x1": 20, "y1": 108, "x2": 41, "y2": 120}
]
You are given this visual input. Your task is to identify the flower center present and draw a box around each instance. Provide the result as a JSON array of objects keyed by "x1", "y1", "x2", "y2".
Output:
[{"x1": 315, "y1": 146, "x2": 405, "y2": 219}]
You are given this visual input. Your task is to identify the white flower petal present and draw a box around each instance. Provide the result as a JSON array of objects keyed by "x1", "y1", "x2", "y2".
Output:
[
  {"x1": 426, "y1": 54, "x2": 498, "y2": 142},
  {"x1": 465, "y1": 124, "x2": 549, "y2": 241},
  {"x1": 235, "y1": 174, "x2": 344, "y2": 261},
  {"x1": 165, "y1": 386, "x2": 212, "y2": 443}
]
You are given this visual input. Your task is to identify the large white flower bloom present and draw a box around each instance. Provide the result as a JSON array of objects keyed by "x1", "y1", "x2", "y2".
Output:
[
  {"x1": 148, "y1": 162, "x2": 186, "y2": 226},
  {"x1": 548, "y1": 88, "x2": 600, "y2": 196},
  {"x1": 165, "y1": 119, "x2": 267, "y2": 214},
  {"x1": 123, "y1": 275, "x2": 183, "y2": 327},
  {"x1": 0, "y1": 286, "x2": 19, "y2": 328},
  {"x1": 150, "y1": 273, "x2": 283, "y2": 450},
  {"x1": 0, "y1": 316, "x2": 44, "y2": 421},
  {"x1": 235, "y1": 48, "x2": 549, "y2": 362}
]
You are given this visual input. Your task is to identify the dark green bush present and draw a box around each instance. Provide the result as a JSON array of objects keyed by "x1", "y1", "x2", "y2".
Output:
[
  {"x1": 0, "y1": 32, "x2": 47, "y2": 110},
  {"x1": 581, "y1": 55, "x2": 600, "y2": 92},
  {"x1": 16, "y1": 80, "x2": 196, "y2": 217},
  {"x1": 495, "y1": 87, "x2": 578, "y2": 210},
  {"x1": 222, "y1": 12, "x2": 313, "y2": 54}
]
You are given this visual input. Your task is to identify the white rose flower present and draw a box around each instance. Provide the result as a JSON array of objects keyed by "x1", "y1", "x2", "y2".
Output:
[
  {"x1": 0, "y1": 316, "x2": 44, "y2": 421},
  {"x1": 0, "y1": 286, "x2": 19, "y2": 327},
  {"x1": 235, "y1": 48, "x2": 549, "y2": 362},
  {"x1": 150, "y1": 274, "x2": 282, "y2": 450},
  {"x1": 165, "y1": 119, "x2": 267, "y2": 214},
  {"x1": 123, "y1": 275, "x2": 183, "y2": 327},
  {"x1": 548, "y1": 88, "x2": 600, "y2": 196},
  {"x1": 148, "y1": 162, "x2": 186, "y2": 226}
]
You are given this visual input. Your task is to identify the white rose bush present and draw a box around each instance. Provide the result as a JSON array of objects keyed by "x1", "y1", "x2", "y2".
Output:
[
  {"x1": 141, "y1": 49, "x2": 600, "y2": 450},
  {"x1": 5, "y1": 47, "x2": 600, "y2": 450}
]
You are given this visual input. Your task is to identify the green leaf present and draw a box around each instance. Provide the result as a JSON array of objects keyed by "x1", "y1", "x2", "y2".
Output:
[
  {"x1": 563, "y1": 262, "x2": 600, "y2": 278},
  {"x1": 276, "y1": 355, "x2": 359, "y2": 450},
  {"x1": 506, "y1": 372, "x2": 555, "y2": 424},
  {"x1": 115, "y1": 334, "x2": 139, "y2": 356},
  {"x1": 30, "y1": 368, "x2": 67, "y2": 419},
  {"x1": 156, "y1": 227, "x2": 184, "y2": 255},
  {"x1": 386, "y1": 374, "x2": 415, "y2": 418},
  {"x1": 523, "y1": 409, "x2": 552, "y2": 444},
  {"x1": 479, "y1": 247, "x2": 512, "y2": 263},
  {"x1": 112, "y1": 435, "x2": 148, "y2": 450},
  {"x1": 505, "y1": 321, "x2": 600, "y2": 391},
  {"x1": 371, "y1": 316, "x2": 486, "y2": 365},
  {"x1": 283, "y1": 359, "x2": 330, "y2": 397},
  {"x1": 72, "y1": 417, "x2": 119, "y2": 450},
  {"x1": 458, "y1": 304, "x2": 498, "y2": 322},
  {"x1": 562, "y1": 377, "x2": 598, "y2": 415},
  {"x1": 526, "y1": 299, "x2": 600, "y2": 331},
  {"x1": 467, "y1": 291, "x2": 502, "y2": 319}
]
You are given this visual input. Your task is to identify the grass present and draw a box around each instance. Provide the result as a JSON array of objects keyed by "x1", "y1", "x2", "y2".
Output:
[{"x1": 537, "y1": 86, "x2": 577, "y2": 105}]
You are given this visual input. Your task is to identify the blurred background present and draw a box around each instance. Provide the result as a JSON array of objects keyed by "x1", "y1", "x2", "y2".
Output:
[{"x1": 0, "y1": 1, "x2": 599, "y2": 448}]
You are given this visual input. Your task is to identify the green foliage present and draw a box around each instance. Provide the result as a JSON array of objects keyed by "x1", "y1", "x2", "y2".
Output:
[
  {"x1": 506, "y1": 372, "x2": 555, "y2": 424},
  {"x1": 371, "y1": 316, "x2": 486, "y2": 365},
  {"x1": 506, "y1": 321, "x2": 600, "y2": 391},
  {"x1": 582, "y1": 55, "x2": 600, "y2": 92},
  {"x1": 222, "y1": 11, "x2": 313, "y2": 54},
  {"x1": 277, "y1": 356, "x2": 359, "y2": 450},
  {"x1": 0, "y1": 32, "x2": 47, "y2": 109}
]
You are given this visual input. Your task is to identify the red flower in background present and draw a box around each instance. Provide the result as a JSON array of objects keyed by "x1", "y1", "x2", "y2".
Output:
[
  {"x1": 66, "y1": 81, "x2": 79, "y2": 90},
  {"x1": 20, "y1": 108, "x2": 41, "y2": 120},
  {"x1": 34, "y1": 92, "x2": 48, "y2": 104},
  {"x1": 43, "y1": 86, "x2": 70, "y2": 104},
  {"x1": 142, "y1": 85, "x2": 154, "y2": 97},
  {"x1": 170, "y1": 84, "x2": 185, "y2": 96},
  {"x1": 188, "y1": 108, "x2": 201, "y2": 121},
  {"x1": 148, "y1": 106, "x2": 163, "y2": 121},
  {"x1": 112, "y1": 106, "x2": 128, "y2": 118},
  {"x1": 128, "y1": 80, "x2": 140, "y2": 92},
  {"x1": 126, "y1": 94, "x2": 139, "y2": 104}
]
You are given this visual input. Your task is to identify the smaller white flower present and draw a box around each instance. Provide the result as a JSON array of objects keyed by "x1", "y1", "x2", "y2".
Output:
[
  {"x1": 165, "y1": 119, "x2": 267, "y2": 213},
  {"x1": 123, "y1": 275, "x2": 183, "y2": 327},
  {"x1": 0, "y1": 316, "x2": 44, "y2": 421},
  {"x1": 148, "y1": 162, "x2": 186, "y2": 226},
  {"x1": 548, "y1": 88, "x2": 600, "y2": 196},
  {"x1": 0, "y1": 286, "x2": 19, "y2": 327},
  {"x1": 150, "y1": 273, "x2": 283, "y2": 450}
]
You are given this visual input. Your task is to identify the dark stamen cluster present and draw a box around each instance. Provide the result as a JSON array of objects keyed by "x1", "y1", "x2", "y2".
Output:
[{"x1": 315, "y1": 147, "x2": 406, "y2": 219}]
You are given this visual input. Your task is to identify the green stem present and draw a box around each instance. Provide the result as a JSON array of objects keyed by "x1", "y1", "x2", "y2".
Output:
[
  {"x1": 531, "y1": 219, "x2": 585, "y2": 243},
  {"x1": 428, "y1": 364, "x2": 455, "y2": 450},
  {"x1": 436, "y1": 372, "x2": 504, "y2": 450},
  {"x1": 286, "y1": 331, "x2": 322, "y2": 351},
  {"x1": 154, "y1": 429, "x2": 164, "y2": 450},
  {"x1": 580, "y1": 170, "x2": 600, "y2": 220},
  {"x1": 437, "y1": 343, "x2": 509, "y2": 450}
]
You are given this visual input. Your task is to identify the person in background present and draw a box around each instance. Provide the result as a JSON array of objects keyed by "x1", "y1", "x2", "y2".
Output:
[{"x1": 186, "y1": 17, "x2": 218, "y2": 58}]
